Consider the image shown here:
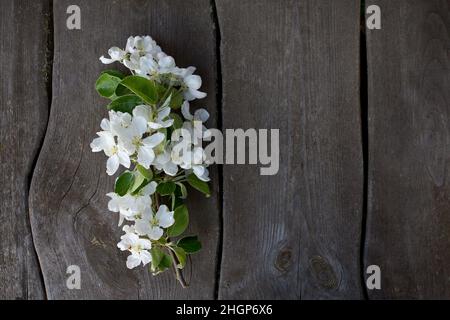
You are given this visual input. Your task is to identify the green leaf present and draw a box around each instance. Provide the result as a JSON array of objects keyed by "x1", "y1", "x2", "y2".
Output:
[
  {"x1": 176, "y1": 182, "x2": 188, "y2": 199},
  {"x1": 167, "y1": 205, "x2": 189, "y2": 237},
  {"x1": 137, "y1": 164, "x2": 153, "y2": 180},
  {"x1": 172, "y1": 246, "x2": 187, "y2": 269},
  {"x1": 156, "y1": 181, "x2": 176, "y2": 196},
  {"x1": 95, "y1": 72, "x2": 122, "y2": 99},
  {"x1": 100, "y1": 70, "x2": 131, "y2": 97},
  {"x1": 187, "y1": 173, "x2": 211, "y2": 197},
  {"x1": 107, "y1": 94, "x2": 143, "y2": 114},
  {"x1": 160, "y1": 93, "x2": 172, "y2": 109},
  {"x1": 171, "y1": 194, "x2": 183, "y2": 211},
  {"x1": 114, "y1": 171, "x2": 135, "y2": 196},
  {"x1": 168, "y1": 89, "x2": 184, "y2": 109},
  {"x1": 177, "y1": 236, "x2": 202, "y2": 254},
  {"x1": 159, "y1": 253, "x2": 172, "y2": 270},
  {"x1": 115, "y1": 84, "x2": 132, "y2": 97},
  {"x1": 130, "y1": 170, "x2": 146, "y2": 193},
  {"x1": 120, "y1": 75, "x2": 158, "y2": 105},
  {"x1": 150, "y1": 247, "x2": 165, "y2": 271},
  {"x1": 170, "y1": 113, "x2": 183, "y2": 130},
  {"x1": 156, "y1": 84, "x2": 183, "y2": 109}
]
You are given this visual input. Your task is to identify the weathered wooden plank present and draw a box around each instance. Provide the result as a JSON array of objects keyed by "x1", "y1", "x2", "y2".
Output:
[
  {"x1": 0, "y1": 0, "x2": 48, "y2": 299},
  {"x1": 217, "y1": 0, "x2": 364, "y2": 299},
  {"x1": 29, "y1": 0, "x2": 219, "y2": 299},
  {"x1": 365, "y1": 0, "x2": 450, "y2": 299}
]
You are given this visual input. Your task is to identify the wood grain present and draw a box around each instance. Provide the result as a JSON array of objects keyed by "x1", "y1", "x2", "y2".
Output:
[
  {"x1": 0, "y1": 0, "x2": 48, "y2": 299},
  {"x1": 29, "y1": 0, "x2": 219, "y2": 299},
  {"x1": 216, "y1": 0, "x2": 364, "y2": 299},
  {"x1": 365, "y1": 0, "x2": 450, "y2": 299}
]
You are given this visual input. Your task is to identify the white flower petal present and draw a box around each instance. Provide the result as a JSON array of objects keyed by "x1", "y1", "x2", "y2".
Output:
[
  {"x1": 133, "y1": 105, "x2": 151, "y2": 122},
  {"x1": 160, "y1": 119, "x2": 174, "y2": 128},
  {"x1": 118, "y1": 214, "x2": 125, "y2": 226},
  {"x1": 134, "y1": 219, "x2": 151, "y2": 236},
  {"x1": 148, "y1": 226, "x2": 164, "y2": 240},
  {"x1": 198, "y1": 167, "x2": 210, "y2": 182},
  {"x1": 184, "y1": 75, "x2": 202, "y2": 90},
  {"x1": 133, "y1": 116, "x2": 148, "y2": 136},
  {"x1": 140, "y1": 250, "x2": 152, "y2": 266},
  {"x1": 148, "y1": 122, "x2": 163, "y2": 130},
  {"x1": 138, "y1": 238, "x2": 152, "y2": 250},
  {"x1": 163, "y1": 162, "x2": 178, "y2": 176},
  {"x1": 193, "y1": 165, "x2": 205, "y2": 178},
  {"x1": 106, "y1": 154, "x2": 120, "y2": 175},
  {"x1": 181, "y1": 101, "x2": 193, "y2": 120},
  {"x1": 189, "y1": 88, "x2": 207, "y2": 100},
  {"x1": 137, "y1": 146, "x2": 155, "y2": 169},
  {"x1": 194, "y1": 109, "x2": 209, "y2": 122},
  {"x1": 156, "y1": 205, "x2": 175, "y2": 228},
  {"x1": 90, "y1": 137, "x2": 103, "y2": 152},
  {"x1": 99, "y1": 56, "x2": 115, "y2": 64},
  {"x1": 143, "y1": 132, "x2": 165, "y2": 148},
  {"x1": 122, "y1": 225, "x2": 135, "y2": 234},
  {"x1": 100, "y1": 118, "x2": 110, "y2": 131},
  {"x1": 183, "y1": 90, "x2": 196, "y2": 102},
  {"x1": 159, "y1": 56, "x2": 175, "y2": 69},
  {"x1": 117, "y1": 150, "x2": 131, "y2": 168},
  {"x1": 108, "y1": 47, "x2": 125, "y2": 60},
  {"x1": 139, "y1": 56, "x2": 157, "y2": 74},
  {"x1": 158, "y1": 106, "x2": 171, "y2": 119},
  {"x1": 140, "y1": 181, "x2": 157, "y2": 196},
  {"x1": 126, "y1": 254, "x2": 141, "y2": 269}
]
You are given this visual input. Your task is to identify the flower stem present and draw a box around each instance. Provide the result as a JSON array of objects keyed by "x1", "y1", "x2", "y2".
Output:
[
  {"x1": 168, "y1": 246, "x2": 188, "y2": 288},
  {"x1": 155, "y1": 192, "x2": 187, "y2": 288}
]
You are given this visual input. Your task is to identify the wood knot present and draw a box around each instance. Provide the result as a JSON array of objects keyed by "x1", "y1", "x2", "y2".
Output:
[
  {"x1": 309, "y1": 255, "x2": 338, "y2": 290},
  {"x1": 275, "y1": 247, "x2": 293, "y2": 272}
]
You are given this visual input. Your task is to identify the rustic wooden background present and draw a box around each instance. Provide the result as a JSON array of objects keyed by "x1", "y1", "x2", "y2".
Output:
[{"x1": 0, "y1": 0, "x2": 448, "y2": 299}]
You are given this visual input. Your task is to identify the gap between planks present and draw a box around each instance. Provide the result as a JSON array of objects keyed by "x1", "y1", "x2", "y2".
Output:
[
  {"x1": 27, "y1": 0, "x2": 54, "y2": 299},
  {"x1": 210, "y1": 0, "x2": 224, "y2": 300}
]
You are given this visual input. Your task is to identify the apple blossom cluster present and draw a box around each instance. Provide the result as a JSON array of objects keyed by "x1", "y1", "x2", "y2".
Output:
[
  {"x1": 100, "y1": 35, "x2": 206, "y2": 101},
  {"x1": 90, "y1": 36, "x2": 211, "y2": 286}
]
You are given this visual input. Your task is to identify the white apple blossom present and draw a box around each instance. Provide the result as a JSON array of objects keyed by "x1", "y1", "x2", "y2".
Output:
[
  {"x1": 94, "y1": 36, "x2": 211, "y2": 278},
  {"x1": 90, "y1": 129, "x2": 130, "y2": 176},
  {"x1": 126, "y1": 36, "x2": 162, "y2": 57},
  {"x1": 117, "y1": 233, "x2": 152, "y2": 269},
  {"x1": 107, "y1": 181, "x2": 157, "y2": 225},
  {"x1": 100, "y1": 36, "x2": 206, "y2": 102},
  {"x1": 119, "y1": 116, "x2": 165, "y2": 168},
  {"x1": 135, "y1": 205, "x2": 175, "y2": 240},
  {"x1": 132, "y1": 104, "x2": 174, "y2": 130},
  {"x1": 153, "y1": 146, "x2": 179, "y2": 176},
  {"x1": 122, "y1": 224, "x2": 136, "y2": 235},
  {"x1": 173, "y1": 145, "x2": 210, "y2": 182},
  {"x1": 99, "y1": 47, "x2": 126, "y2": 64}
]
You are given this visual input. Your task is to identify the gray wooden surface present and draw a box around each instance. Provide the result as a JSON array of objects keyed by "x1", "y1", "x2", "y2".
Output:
[
  {"x1": 29, "y1": 0, "x2": 219, "y2": 299},
  {"x1": 0, "y1": 0, "x2": 48, "y2": 299},
  {"x1": 217, "y1": 0, "x2": 364, "y2": 299},
  {"x1": 0, "y1": 0, "x2": 449, "y2": 299},
  {"x1": 364, "y1": 0, "x2": 450, "y2": 299}
]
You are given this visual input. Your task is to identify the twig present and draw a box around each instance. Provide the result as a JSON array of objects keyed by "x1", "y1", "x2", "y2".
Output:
[
  {"x1": 168, "y1": 247, "x2": 188, "y2": 288},
  {"x1": 155, "y1": 193, "x2": 188, "y2": 287}
]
